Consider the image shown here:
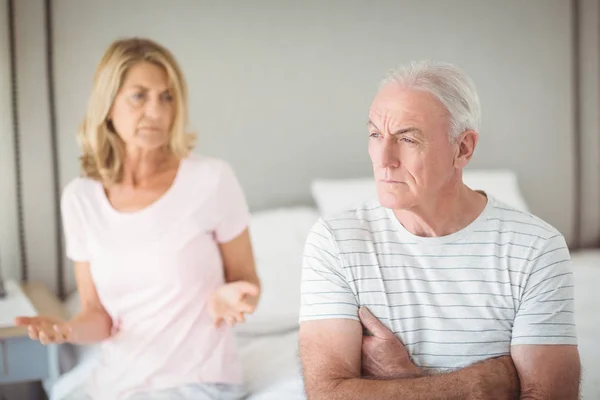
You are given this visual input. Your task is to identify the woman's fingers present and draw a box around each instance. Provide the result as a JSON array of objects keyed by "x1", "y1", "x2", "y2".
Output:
[
  {"x1": 239, "y1": 301, "x2": 255, "y2": 314},
  {"x1": 213, "y1": 303, "x2": 252, "y2": 327},
  {"x1": 53, "y1": 324, "x2": 70, "y2": 343},
  {"x1": 18, "y1": 316, "x2": 71, "y2": 344},
  {"x1": 38, "y1": 324, "x2": 67, "y2": 345},
  {"x1": 235, "y1": 312, "x2": 245, "y2": 324},
  {"x1": 28, "y1": 325, "x2": 39, "y2": 340},
  {"x1": 15, "y1": 316, "x2": 35, "y2": 326},
  {"x1": 39, "y1": 330, "x2": 51, "y2": 345},
  {"x1": 224, "y1": 311, "x2": 247, "y2": 326}
]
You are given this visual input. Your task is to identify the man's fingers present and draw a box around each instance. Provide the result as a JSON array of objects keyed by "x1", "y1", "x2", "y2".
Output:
[
  {"x1": 359, "y1": 307, "x2": 394, "y2": 339},
  {"x1": 361, "y1": 336, "x2": 381, "y2": 358},
  {"x1": 362, "y1": 335, "x2": 375, "y2": 348}
]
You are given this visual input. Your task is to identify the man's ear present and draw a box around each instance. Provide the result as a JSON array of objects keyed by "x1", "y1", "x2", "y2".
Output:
[{"x1": 454, "y1": 130, "x2": 479, "y2": 168}]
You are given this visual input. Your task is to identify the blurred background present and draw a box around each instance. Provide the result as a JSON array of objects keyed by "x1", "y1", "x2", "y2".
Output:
[
  {"x1": 1, "y1": 0, "x2": 598, "y2": 295},
  {"x1": 0, "y1": 1, "x2": 598, "y2": 398}
]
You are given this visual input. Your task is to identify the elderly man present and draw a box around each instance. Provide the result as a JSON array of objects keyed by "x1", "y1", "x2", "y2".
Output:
[{"x1": 299, "y1": 61, "x2": 580, "y2": 399}]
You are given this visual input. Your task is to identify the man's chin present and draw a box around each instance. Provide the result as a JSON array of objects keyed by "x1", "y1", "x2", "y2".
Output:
[{"x1": 377, "y1": 192, "x2": 413, "y2": 210}]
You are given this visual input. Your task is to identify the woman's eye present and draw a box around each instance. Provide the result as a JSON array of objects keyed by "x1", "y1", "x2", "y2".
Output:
[
  {"x1": 161, "y1": 93, "x2": 173, "y2": 102},
  {"x1": 132, "y1": 92, "x2": 145, "y2": 101}
]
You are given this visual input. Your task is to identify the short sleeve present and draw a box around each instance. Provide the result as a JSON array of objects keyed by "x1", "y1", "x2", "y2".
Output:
[
  {"x1": 299, "y1": 219, "x2": 359, "y2": 322},
  {"x1": 511, "y1": 234, "x2": 578, "y2": 345},
  {"x1": 60, "y1": 182, "x2": 91, "y2": 262},
  {"x1": 213, "y1": 161, "x2": 250, "y2": 243}
]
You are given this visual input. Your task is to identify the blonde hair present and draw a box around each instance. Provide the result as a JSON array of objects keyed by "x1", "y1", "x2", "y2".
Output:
[{"x1": 78, "y1": 37, "x2": 195, "y2": 185}]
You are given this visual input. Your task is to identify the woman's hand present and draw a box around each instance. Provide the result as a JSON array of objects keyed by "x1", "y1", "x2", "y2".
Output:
[
  {"x1": 208, "y1": 281, "x2": 260, "y2": 327},
  {"x1": 14, "y1": 316, "x2": 75, "y2": 345}
]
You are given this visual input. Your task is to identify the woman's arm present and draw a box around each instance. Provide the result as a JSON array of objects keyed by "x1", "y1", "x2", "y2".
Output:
[
  {"x1": 16, "y1": 261, "x2": 113, "y2": 345},
  {"x1": 67, "y1": 261, "x2": 113, "y2": 344},
  {"x1": 219, "y1": 228, "x2": 260, "y2": 289},
  {"x1": 208, "y1": 229, "x2": 261, "y2": 326}
]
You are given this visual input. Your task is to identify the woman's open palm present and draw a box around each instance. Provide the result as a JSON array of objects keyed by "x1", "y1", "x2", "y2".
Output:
[
  {"x1": 14, "y1": 316, "x2": 74, "y2": 345},
  {"x1": 208, "y1": 281, "x2": 259, "y2": 327}
]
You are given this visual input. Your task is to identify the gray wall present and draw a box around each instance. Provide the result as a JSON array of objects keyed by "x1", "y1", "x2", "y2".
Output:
[
  {"x1": 54, "y1": 0, "x2": 576, "y2": 217},
  {"x1": 0, "y1": 0, "x2": 598, "y2": 295},
  {"x1": 580, "y1": 0, "x2": 600, "y2": 247}
]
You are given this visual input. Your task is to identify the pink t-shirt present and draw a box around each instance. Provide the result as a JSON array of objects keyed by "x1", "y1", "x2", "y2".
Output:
[{"x1": 60, "y1": 156, "x2": 250, "y2": 399}]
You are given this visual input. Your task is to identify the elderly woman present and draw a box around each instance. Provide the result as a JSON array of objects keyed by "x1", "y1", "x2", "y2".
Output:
[{"x1": 15, "y1": 37, "x2": 260, "y2": 400}]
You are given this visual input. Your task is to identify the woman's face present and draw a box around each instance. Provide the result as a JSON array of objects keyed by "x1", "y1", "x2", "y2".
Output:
[{"x1": 109, "y1": 61, "x2": 175, "y2": 151}]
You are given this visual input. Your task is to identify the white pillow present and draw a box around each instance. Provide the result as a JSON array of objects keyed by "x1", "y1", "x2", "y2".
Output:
[
  {"x1": 311, "y1": 169, "x2": 530, "y2": 216},
  {"x1": 311, "y1": 177, "x2": 377, "y2": 218},
  {"x1": 234, "y1": 207, "x2": 320, "y2": 336},
  {"x1": 462, "y1": 169, "x2": 530, "y2": 212}
]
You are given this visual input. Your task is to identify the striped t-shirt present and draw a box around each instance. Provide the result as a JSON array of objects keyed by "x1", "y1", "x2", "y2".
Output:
[{"x1": 299, "y1": 195, "x2": 577, "y2": 371}]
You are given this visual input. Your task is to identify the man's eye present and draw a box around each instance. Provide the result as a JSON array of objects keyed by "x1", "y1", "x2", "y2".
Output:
[
  {"x1": 369, "y1": 132, "x2": 381, "y2": 138},
  {"x1": 400, "y1": 137, "x2": 416, "y2": 144}
]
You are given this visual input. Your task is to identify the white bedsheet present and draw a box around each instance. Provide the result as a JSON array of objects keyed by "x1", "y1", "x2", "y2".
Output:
[
  {"x1": 46, "y1": 329, "x2": 306, "y2": 400},
  {"x1": 237, "y1": 330, "x2": 305, "y2": 399},
  {"x1": 47, "y1": 250, "x2": 599, "y2": 399}
]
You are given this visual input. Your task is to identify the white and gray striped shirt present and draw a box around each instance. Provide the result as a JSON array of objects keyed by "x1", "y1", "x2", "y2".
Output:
[{"x1": 299, "y1": 195, "x2": 577, "y2": 371}]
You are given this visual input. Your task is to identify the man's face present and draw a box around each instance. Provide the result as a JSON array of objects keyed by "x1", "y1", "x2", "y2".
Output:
[{"x1": 367, "y1": 84, "x2": 459, "y2": 210}]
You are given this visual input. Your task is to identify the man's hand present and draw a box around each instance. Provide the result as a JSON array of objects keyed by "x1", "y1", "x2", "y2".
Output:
[
  {"x1": 208, "y1": 280, "x2": 259, "y2": 327},
  {"x1": 359, "y1": 307, "x2": 423, "y2": 379}
]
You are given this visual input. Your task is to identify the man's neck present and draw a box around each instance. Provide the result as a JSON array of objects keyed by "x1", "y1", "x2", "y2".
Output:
[{"x1": 393, "y1": 185, "x2": 488, "y2": 238}]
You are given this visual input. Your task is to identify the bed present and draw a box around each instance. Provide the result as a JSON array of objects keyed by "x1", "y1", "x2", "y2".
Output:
[{"x1": 45, "y1": 173, "x2": 600, "y2": 399}]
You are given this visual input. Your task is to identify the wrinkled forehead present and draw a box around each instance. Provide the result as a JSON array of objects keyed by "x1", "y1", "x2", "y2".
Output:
[
  {"x1": 368, "y1": 84, "x2": 449, "y2": 129},
  {"x1": 121, "y1": 61, "x2": 171, "y2": 91}
]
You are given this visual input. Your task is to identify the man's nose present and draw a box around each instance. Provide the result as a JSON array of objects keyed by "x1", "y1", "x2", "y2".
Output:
[{"x1": 380, "y1": 141, "x2": 400, "y2": 168}]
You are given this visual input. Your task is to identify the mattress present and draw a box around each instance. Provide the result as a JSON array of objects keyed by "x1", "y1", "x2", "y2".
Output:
[
  {"x1": 237, "y1": 330, "x2": 305, "y2": 399},
  {"x1": 46, "y1": 329, "x2": 305, "y2": 400}
]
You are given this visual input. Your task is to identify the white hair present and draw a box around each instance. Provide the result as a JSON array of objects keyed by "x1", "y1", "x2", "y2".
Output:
[{"x1": 380, "y1": 60, "x2": 481, "y2": 142}]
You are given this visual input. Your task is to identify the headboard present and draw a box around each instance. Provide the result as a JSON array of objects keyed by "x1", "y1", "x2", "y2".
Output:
[{"x1": 0, "y1": 0, "x2": 598, "y2": 298}]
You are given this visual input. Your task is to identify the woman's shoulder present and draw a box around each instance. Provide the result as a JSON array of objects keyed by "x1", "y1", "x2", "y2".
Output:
[
  {"x1": 61, "y1": 176, "x2": 100, "y2": 205},
  {"x1": 181, "y1": 154, "x2": 239, "y2": 183},
  {"x1": 183, "y1": 154, "x2": 233, "y2": 172}
]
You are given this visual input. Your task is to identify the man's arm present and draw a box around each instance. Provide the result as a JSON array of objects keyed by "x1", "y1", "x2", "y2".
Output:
[
  {"x1": 511, "y1": 345, "x2": 580, "y2": 400},
  {"x1": 299, "y1": 318, "x2": 520, "y2": 400},
  {"x1": 509, "y1": 234, "x2": 581, "y2": 399},
  {"x1": 298, "y1": 218, "x2": 518, "y2": 400}
]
